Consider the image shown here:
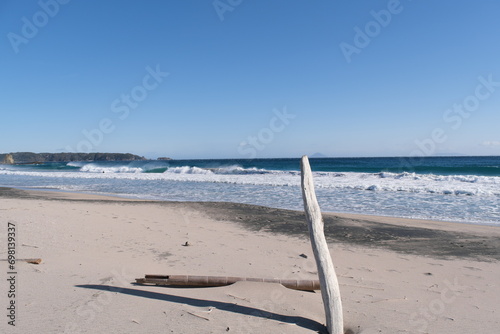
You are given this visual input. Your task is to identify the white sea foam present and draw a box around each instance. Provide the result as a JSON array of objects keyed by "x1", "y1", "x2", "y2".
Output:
[
  {"x1": 163, "y1": 165, "x2": 268, "y2": 175},
  {"x1": 79, "y1": 163, "x2": 143, "y2": 173},
  {"x1": 212, "y1": 165, "x2": 269, "y2": 174},
  {"x1": 1, "y1": 166, "x2": 499, "y2": 225},
  {"x1": 1, "y1": 167, "x2": 499, "y2": 197},
  {"x1": 165, "y1": 166, "x2": 214, "y2": 174},
  {"x1": 66, "y1": 161, "x2": 85, "y2": 167}
]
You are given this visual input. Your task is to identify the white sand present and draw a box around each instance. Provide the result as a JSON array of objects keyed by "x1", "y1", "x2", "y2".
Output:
[{"x1": 0, "y1": 190, "x2": 499, "y2": 333}]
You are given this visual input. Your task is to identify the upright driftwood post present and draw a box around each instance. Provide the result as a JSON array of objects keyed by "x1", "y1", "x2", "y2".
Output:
[{"x1": 301, "y1": 155, "x2": 343, "y2": 334}]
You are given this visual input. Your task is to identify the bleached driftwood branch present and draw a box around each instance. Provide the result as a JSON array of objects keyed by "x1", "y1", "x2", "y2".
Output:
[
  {"x1": 136, "y1": 274, "x2": 320, "y2": 291},
  {"x1": 300, "y1": 155, "x2": 343, "y2": 334}
]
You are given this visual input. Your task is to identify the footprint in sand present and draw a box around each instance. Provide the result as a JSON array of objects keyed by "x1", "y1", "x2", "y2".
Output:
[
  {"x1": 427, "y1": 262, "x2": 444, "y2": 266},
  {"x1": 464, "y1": 266, "x2": 482, "y2": 271}
]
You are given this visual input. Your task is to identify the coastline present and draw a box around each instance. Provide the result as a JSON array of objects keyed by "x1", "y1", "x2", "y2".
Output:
[
  {"x1": 2, "y1": 187, "x2": 498, "y2": 261},
  {"x1": 1, "y1": 187, "x2": 499, "y2": 333},
  {"x1": 3, "y1": 155, "x2": 499, "y2": 226}
]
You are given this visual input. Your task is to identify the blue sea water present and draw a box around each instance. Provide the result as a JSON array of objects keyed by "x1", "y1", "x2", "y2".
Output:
[{"x1": 1, "y1": 156, "x2": 499, "y2": 226}]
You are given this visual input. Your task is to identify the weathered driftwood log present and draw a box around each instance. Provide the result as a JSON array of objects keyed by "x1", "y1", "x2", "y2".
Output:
[
  {"x1": 135, "y1": 274, "x2": 320, "y2": 291},
  {"x1": 301, "y1": 155, "x2": 343, "y2": 334}
]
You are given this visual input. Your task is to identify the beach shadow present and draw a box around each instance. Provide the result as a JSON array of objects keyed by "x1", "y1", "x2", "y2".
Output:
[{"x1": 76, "y1": 284, "x2": 326, "y2": 332}]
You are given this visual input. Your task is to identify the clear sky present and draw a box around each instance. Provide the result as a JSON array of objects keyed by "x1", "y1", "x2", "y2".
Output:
[{"x1": 1, "y1": 0, "x2": 500, "y2": 159}]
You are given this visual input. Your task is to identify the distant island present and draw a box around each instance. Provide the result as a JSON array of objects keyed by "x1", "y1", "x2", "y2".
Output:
[
  {"x1": 310, "y1": 152, "x2": 328, "y2": 158},
  {"x1": 0, "y1": 152, "x2": 146, "y2": 164}
]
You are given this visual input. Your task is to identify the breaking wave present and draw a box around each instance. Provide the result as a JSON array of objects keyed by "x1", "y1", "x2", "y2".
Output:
[
  {"x1": 1, "y1": 166, "x2": 498, "y2": 197},
  {"x1": 1, "y1": 157, "x2": 499, "y2": 225}
]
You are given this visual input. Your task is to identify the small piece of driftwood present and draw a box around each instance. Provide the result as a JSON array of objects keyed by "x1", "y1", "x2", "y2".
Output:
[
  {"x1": 0, "y1": 258, "x2": 42, "y2": 264},
  {"x1": 135, "y1": 275, "x2": 320, "y2": 291},
  {"x1": 301, "y1": 155, "x2": 343, "y2": 334}
]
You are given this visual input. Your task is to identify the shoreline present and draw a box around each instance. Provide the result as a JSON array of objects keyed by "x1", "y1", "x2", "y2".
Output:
[
  {"x1": 1, "y1": 187, "x2": 499, "y2": 261},
  {"x1": 2, "y1": 184, "x2": 499, "y2": 227},
  {"x1": 1, "y1": 187, "x2": 499, "y2": 333},
  {"x1": 2, "y1": 156, "x2": 499, "y2": 227}
]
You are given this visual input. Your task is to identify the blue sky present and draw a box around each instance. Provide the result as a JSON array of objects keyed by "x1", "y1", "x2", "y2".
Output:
[{"x1": 1, "y1": 0, "x2": 500, "y2": 159}]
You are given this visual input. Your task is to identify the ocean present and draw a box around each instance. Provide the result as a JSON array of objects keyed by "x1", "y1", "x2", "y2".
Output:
[{"x1": 1, "y1": 156, "x2": 499, "y2": 226}]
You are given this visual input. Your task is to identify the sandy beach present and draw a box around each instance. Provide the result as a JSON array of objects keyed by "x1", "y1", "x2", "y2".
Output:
[{"x1": 0, "y1": 187, "x2": 499, "y2": 334}]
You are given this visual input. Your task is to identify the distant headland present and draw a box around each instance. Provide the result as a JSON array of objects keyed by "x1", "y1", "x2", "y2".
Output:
[{"x1": 0, "y1": 152, "x2": 146, "y2": 164}]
